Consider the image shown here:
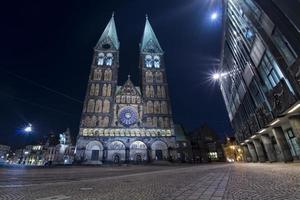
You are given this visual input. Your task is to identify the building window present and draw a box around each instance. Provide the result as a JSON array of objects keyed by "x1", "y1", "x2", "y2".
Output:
[
  {"x1": 258, "y1": 50, "x2": 282, "y2": 90},
  {"x1": 208, "y1": 152, "x2": 218, "y2": 160},
  {"x1": 105, "y1": 53, "x2": 113, "y2": 66},
  {"x1": 153, "y1": 56, "x2": 160, "y2": 68},
  {"x1": 272, "y1": 29, "x2": 297, "y2": 66},
  {"x1": 145, "y1": 55, "x2": 152, "y2": 68},
  {"x1": 97, "y1": 53, "x2": 105, "y2": 66}
]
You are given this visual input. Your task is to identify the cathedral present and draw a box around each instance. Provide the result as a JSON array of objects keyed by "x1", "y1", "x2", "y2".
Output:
[{"x1": 75, "y1": 14, "x2": 176, "y2": 164}]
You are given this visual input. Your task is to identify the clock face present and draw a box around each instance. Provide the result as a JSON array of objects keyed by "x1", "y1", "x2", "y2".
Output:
[{"x1": 118, "y1": 106, "x2": 138, "y2": 127}]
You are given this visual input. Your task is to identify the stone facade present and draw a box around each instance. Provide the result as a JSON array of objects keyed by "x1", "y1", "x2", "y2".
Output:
[{"x1": 75, "y1": 15, "x2": 176, "y2": 164}]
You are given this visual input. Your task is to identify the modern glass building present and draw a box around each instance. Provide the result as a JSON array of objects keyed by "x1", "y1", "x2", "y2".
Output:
[{"x1": 219, "y1": 0, "x2": 300, "y2": 162}]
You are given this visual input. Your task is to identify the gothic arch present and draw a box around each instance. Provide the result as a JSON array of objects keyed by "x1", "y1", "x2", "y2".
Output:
[
  {"x1": 103, "y1": 116, "x2": 109, "y2": 127},
  {"x1": 150, "y1": 86, "x2": 154, "y2": 98},
  {"x1": 102, "y1": 84, "x2": 107, "y2": 96},
  {"x1": 97, "y1": 53, "x2": 105, "y2": 66},
  {"x1": 158, "y1": 117, "x2": 164, "y2": 128},
  {"x1": 164, "y1": 117, "x2": 169, "y2": 128},
  {"x1": 103, "y1": 99, "x2": 110, "y2": 113},
  {"x1": 104, "y1": 69, "x2": 112, "y2": 81},
  {"x1": 95, "y1": 100, "x2": 102, "y2": 113},
  {"x1": 107, "y1": 141, "x2": 126, "y2": 162},
  {"x1": 91, "y1": 116, "x2": 97, "y2": 127},
  {"x1": 153, "y1": 117, "x2": 158, "y2": 127},
  {"x1": 154, "y1": 101, "x2": 160, "y2": 114},
  {"x1": 130, "y1": 141, "x2": 147, "y2": 162},
  {"x1": 94, "y1": 69, "x2": 102, "y2": 80},
  {"x1": 161, "y1": 101, "x2": 168, "y2": 114},
  {"x1": 84, "y1": 116, "x2": 91, "y2": 127},
  {"x1": 147, "y1": 101, "x2": 153, "y2": 113},
  {"x1": 90, "y1": 84, "x2": 95, "y2": 96},
  {"x1": 147, "y1": 117, "x2": 152, "y2": 126},
  {"x1": 145, "y1": 86, "x2": 150, "y2": 97},
  {"x1": 85, "y1": 141, "x2": 103, "y2": 161},
  {"x1": 151, "y1": 140, "x2": 168, "y2": 160},
  {"x1": 157, "y1": 86, "x2": 161, "y2": 98},
  {"x1": 97, "y1": 116, "x2": 103, "y2": 126},
  {"x1": 161, "y1": 86, "x2": 166, "y2": 98},
  {"x1": 155, "y1": 71, "x2": 163, "y2": 83},
  {"x1": 107, "y1": 84, "x2": 112, "y2": 96},
  {"x1": 94, "y1": 84, "x2": 99, "y2": 96},
  {"x1": 87, "y1": 99, "x2": 95, "y2": 113},
  {"x1": 146, "y1": 71, "x2": 153, "y2": 83},
  {"x1": 105, "y1": 53, "x2": 113, "y2": 66}
]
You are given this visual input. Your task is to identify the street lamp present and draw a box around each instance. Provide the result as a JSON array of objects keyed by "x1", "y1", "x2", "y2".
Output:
[
  {"x1": 23, "y1": 123, "x2": 33, "y2": 133},
  {"x1": 211, "y1": 12, "x2": 219, "y2": 21}
]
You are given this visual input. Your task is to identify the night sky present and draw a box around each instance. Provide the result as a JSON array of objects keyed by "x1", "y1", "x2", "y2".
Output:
[{"x1": 0, "y1": 0, "x2": 231, "y2": 149}]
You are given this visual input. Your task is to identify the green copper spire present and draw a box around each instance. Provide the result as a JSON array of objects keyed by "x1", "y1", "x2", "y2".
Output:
[
  {"x1": 140, "y1": 15, "x2": 163, "y2": 54},
  {"x1": 96, "y1": 13, "x2": 120, "y2": 50}
]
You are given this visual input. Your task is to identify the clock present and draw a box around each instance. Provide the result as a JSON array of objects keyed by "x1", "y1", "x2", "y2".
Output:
[{"x1": 118, "y1": 106, "x2": 138, "y2": 127}]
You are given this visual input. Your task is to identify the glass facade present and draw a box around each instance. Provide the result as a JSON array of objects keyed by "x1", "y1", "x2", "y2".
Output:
[{"x1": 220, "y1": 0, "x2": 300, "y2": 143}]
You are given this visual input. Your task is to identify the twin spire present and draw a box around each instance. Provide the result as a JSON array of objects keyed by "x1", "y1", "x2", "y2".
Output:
[{"x1": 96, "y1": 13, "x2": 163, "y2": 53}]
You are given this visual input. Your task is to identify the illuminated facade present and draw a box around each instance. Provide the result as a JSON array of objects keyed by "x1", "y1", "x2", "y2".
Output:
[
  {"x1": 219, "y1": 0, "x2": 300, "y2": 162},
  {"x1": 75, "y1": 15, "x2": 176, "y2": 164}
]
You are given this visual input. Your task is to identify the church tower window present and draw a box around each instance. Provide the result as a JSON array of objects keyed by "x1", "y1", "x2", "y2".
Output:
[
  {"x1": 145, "y1": 55, "x2": 152, "y2": 68},
  {"x1": 153, "y1": 56, "x2": 160, "y2": 68},
  {"x1": 97, "y1": 53, "x2": 105, "y2": 66},
  {"x1": 105, "y1": 53, "x2": 113, "y2": 66}
]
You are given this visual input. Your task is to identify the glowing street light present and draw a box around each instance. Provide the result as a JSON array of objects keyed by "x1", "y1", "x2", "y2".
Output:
[
  {"x1": 212, "y1": 72, "x2": 228, "y2": 81},
  {"x1": 24, "y1": 123, "x2": 33, "y2": 133},
  {"x1": 211, "y1": 12, "x2": 218, "y2": 21}
]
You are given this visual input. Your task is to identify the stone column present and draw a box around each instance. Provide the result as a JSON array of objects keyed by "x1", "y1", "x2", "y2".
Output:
[
  {"x1": 242, "y1": 145, "x2": 252, "y2": 162},
  {"x1": 288, "y1": 115, "x2": 300, "y2": 145},
  {"x1": 272, "y1": 127, "x2": 293, "y2": 162},
  {"x1": 246, "y1": 142, "x2": 258, "y2": 162},
  {"x1": 260, "y1": 134, "x2": 277, "y2": 162},
  {"x1": 253, "y1": 139, "x2": 266, "y2": 162}
]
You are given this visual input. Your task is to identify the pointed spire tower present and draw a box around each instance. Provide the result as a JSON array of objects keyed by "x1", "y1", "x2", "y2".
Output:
[
  {"x1": 78, "y1": 13, "x2": 120, "y2": 139},
  {"x1": 95, "y1": 13, "x2": 120, "y2": 50},
  {"x1": 140, "y1": 15, "x2": 163, "y2": 54},
  {"x1": 139, "y1": 15, "x2": 174, "y2": 133}
]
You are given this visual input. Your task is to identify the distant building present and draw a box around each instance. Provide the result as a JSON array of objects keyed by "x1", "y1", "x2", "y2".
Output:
[
  {"x1": 174, "y1": 124, "x2": 192, "y2": 162},
  {"x1": 23, "y1": 145, "x2": 44, "y2": 165},
  {"x1": 218, "y1": 0, "x2": 300, "y2": 162},
  {"x1": 0, "y1": 145, "x2": 10, "y2": 164},
  {"x1": 189, "y1": 124, "x2": 225, "y2": 163},
  {"x1": 44, "y1": 128, "x2": 74, "y2": 165}
]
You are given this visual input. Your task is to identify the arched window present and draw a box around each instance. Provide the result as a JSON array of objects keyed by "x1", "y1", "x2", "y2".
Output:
[
  {"x1": 98, "y1": 116, "x2": 103, "y2": 126},
  {"x1": 161, "y1": 86, "x2": 166, "y2": 98},
  {"x1": 104, "y1": 69, "x2": 112, "y2": 81},
  {"x1": 103, "y1": 100, "x2": 110, "y2": 113},
  {"x1": 90, "y1": 84, "x2": 95, "y2": 96},
  {"x1": 156, "y1": 72, "x2": 163, "y2": 82},
  {"x1": 102, "y1": 84, "x2": 107, "y2": 96},
  {"x1": 153, "y1": 56, "x2": 160, "y2": 68},
  {"x1": 150, "y1": 86, "x2": 154, "y2": 98},
  {"x1": 87, "y1": 99, "x2": 95, "y2": 112},
  {"x1": 91, "y1": 116, "x2": 97, "y2": 127},
  {"x1": 154, "y1": 101, "x2": 160, "y2": 114},
  {"x1": 164, "y1": 118, "x2": 169, "y2": 128},
  {"x1": 161, "y1": 101, "x2": 168, "y2": 114},
  {"x1": 146, "y1": 71, "x2": 153, "y2": 83},
  {"x1": 107, "y1": 84, "x2": 111, "y2": 96},
  {"x1": 157, "y1": 86, "x2": 161, "y2": 98},
  {"x1": 103, "y1": 116, "x2": 109, "y2": 127},
  {"x1": 159, "y1": 117, "x2": 164, "y2": 128},
  {"x1": 94, "y1": 84, "x2": 99, "y2": 96},
  {"x1": 105, "y1": 53, "x2": 113, "y2": 66},
  {"x1": 147, "y1": 117, "x2": 152, "y2": 126},
  {"x1": 145, "y1": 55, "x2": 152, "y2": 68},
  {"x1": 153, "y1": 117, "x2": 158, "y2": 127},
  {"x1": 147, "y1": 101, "x2": 153, "y2": 113},
  {"x1": 145, "y1": 86, "x2": 150, "y2": 97},
  {"x1": 93, "y1": 69, "x2": 101, "y2": 80},
  {"x1": 116, "y1": 95, "x2": 120, "y2": 103},
  {"x1": 85, "y1": 116, "x2": 91, "y2": 127},
  {"x1": 97, "y1": 53, "x2": 105, "y2": 66},
  {"x1": 95, "y1": 100, "x2": 102, "y2": 113}
]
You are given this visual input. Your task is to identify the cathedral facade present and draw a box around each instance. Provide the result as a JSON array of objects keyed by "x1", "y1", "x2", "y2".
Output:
[{"x1": 75, "y1": 14, "x2": 176, "y2": 164}]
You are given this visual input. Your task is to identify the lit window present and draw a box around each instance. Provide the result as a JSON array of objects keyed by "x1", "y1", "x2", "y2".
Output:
[
  {"x1": 106, "y1": 53, "x2": 113, "y2": 66},
  {"x1": 97, "y1": 53, "x2": 104, "y2": 66},
  {"x1": 153, "y1": 56, "x2": 160, "y2": 68},
  {"x1": 145, "y1": 55, "x2": 152, "y2": 68}
]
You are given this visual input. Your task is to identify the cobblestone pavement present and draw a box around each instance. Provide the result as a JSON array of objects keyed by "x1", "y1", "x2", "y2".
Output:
[{"x1": 0, "y1": 163, "x2": 299, "y2": 200}]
